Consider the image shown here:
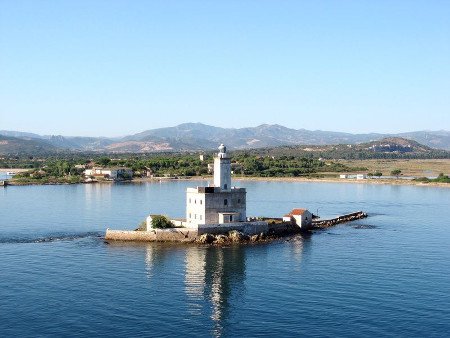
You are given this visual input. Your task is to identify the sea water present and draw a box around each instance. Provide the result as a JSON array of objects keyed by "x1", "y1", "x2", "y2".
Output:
[{"x1": 1, "y1": 181, "x2": 449, "y2": 337}]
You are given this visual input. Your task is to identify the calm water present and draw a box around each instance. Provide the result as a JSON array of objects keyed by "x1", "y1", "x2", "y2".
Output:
[{"x1": 1, "y1": 180, "x2": 450, "y2": 337}]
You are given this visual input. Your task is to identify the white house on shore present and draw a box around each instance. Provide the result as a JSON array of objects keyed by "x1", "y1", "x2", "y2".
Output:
[{"x1": 84, "y1": 167, "x2": 133, "y2": 180}]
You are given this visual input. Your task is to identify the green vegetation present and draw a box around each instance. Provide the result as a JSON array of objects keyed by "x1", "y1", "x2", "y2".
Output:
[
  {"x1": 151, "y1": 215, "x2": 175, "y2": 229},
  {"x1": 390, "y1": 169, "x2": 402, "y2": 178},
  {"x1": 414, "y1": 173, "x2": 450, "y2": 184},
  {"x1": 11, "y1": 159, "x2": 84, "y2": 184},
  {"x1": 2, "y1": 152, "x2": 365, "y2": 183}
]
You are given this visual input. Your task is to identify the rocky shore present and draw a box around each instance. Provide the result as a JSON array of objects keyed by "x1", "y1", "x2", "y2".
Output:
[
  {"x1": 197, "y1": 230, "x2": 275, "y2": 245},
  {"x1": 195, "y1": 211, "x2": 368, "y2": 245}
]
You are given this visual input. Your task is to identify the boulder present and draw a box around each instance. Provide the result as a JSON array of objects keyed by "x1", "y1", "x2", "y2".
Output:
[
  {"x1": 250, "y1": 234, "x2": 259, "y2": 242},
  {"x1": 215, "y1": 234, "x2": 229, "y2": 244},
  {"x1": 197, "y1": 233, "x2": 215, "y2": 244},
  {"x1": 228, "y1": 230, "x2": 249, "y2": 243}
]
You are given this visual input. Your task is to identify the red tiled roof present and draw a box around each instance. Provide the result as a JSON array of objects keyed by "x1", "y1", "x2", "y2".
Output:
[{"x1": 286, "y1": 208, "x2": 307, "y2": 216}]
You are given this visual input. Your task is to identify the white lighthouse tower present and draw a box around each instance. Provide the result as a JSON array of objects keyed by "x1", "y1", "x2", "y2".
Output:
[
  {"x1": 213, "y1": 144, "x2": 231, "y2": 191},
  {"x1": 185, "y1": 144, "x2": 247, "y2": 227}
]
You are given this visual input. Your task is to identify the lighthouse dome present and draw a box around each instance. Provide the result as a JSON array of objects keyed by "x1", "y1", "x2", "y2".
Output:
[{"x1": 218, "y1": 144, "x2": 226, "y2": 154}]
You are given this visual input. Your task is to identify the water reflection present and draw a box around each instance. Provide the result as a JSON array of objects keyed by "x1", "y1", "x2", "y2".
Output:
[
  {"x1": 138, "y1": 236, "x2": 309, "y2": 337},
  {"x1": 184, "y1": 246, "x2": 246, "y2": 337},
  {"x1": 286, "y1": 233, "x2": 312, "y2": 266}
]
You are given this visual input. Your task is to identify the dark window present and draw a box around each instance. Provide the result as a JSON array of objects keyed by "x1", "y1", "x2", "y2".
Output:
[
  {"x1": 224, "y1": 184, "x2": 227, "y2": 190},
  {"x1": 230, "y1": 215, "x2": 233, "y2": 222},
  {"x1": 238, "y1": 199, "x2": 241, "y2": 204},
  {"x1": 224, "y1": 199, "x2": 228, "y2": 206}
]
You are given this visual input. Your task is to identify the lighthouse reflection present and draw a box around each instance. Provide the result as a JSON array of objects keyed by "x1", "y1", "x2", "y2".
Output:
[
  {"x1": 184, "y1": 246, "x2": 246, "y2": 337},
  {"x1": 141, "y1": 234, "x2": 309, "y2": 337}
]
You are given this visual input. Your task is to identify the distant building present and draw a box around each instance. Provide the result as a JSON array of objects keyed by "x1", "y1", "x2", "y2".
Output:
[
  {"x1": 356, "y1": 174, "x2": 367, "y2": 180},
  {"x1": 283, "y1": 208, "x2": 313, "y2": 229},
  {"x1": 199, "y1": 154, "x2": 205, "y2": 161},
  {"x1": 340, "y1": 174, "x2": 348, "y2": 179},
  {"x1": 84, "y1": 167, "x2": 133, "y2": 180},
  {"x1": 144, "y1": 167, "x2": 153, "y2": 177},
  {"x1": 186, "y1": 144, "x2": 246, "y2": 227}
]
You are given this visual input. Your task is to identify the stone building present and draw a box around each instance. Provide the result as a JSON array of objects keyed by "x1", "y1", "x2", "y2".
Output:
[
  {"x1": 186, "y1": 144, "x2": 247, "y2": 227},
  {"x1": 283, "y1": 208, "x2": 313, "y2": 229}
]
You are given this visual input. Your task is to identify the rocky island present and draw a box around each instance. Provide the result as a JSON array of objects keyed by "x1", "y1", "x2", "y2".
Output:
[{"x1": 105, "y1": 144, "x2": 367, "y2": 244}]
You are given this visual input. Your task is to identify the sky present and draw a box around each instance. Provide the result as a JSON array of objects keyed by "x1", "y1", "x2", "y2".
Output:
[{"x1": 0, "y1": 1, "x2": 449, "y2": 137}]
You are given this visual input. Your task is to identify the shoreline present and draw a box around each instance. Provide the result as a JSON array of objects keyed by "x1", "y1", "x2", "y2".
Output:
[
  {"x1": 3, "y1": 175, "x2": 450, "y2": 188},
  {"x1": 128, "y1": 176, "x2": 450, "y2": 188}
]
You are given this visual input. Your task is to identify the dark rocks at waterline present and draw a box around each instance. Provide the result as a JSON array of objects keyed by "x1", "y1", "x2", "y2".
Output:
[{"x1": 196, "y1": 231, "x2": 268, "y2": 245}]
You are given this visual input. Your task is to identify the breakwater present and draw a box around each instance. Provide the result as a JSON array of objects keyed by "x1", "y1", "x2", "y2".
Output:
[{"x1": 312, "y1": 211, "x2": 368, "y2": 228}]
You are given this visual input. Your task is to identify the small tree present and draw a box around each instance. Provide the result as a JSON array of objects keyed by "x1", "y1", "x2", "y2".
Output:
[
  {"x1": 391, "y1": 169, "x2": 402, "y2": 178},
  {"x1": 374, "y1": 171, "x2": 382, "y2": 177},
  {"x1": 151, "y1": 215, "x2": 175, "y2": 229},
  {"x1": 98, "y1": 157, "x2": 111, "y2": 166}
]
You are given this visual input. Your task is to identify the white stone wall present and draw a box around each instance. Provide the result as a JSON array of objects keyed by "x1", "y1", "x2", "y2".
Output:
[
  {"x1": 204, "y1": 189, "x2": 246, "y2": 224},
  {"x1": 186, "y1": 189, "x2": 206, "y2": 227},
  {"x1": 186, "y1": 188, "x2": 246, "y2": 227},
  {"x1": 293, "y1": 210, "x2": 313, "y2": 229},
  {"x1": 197, "y1": 221, "x2": 268, "y2": 235}
]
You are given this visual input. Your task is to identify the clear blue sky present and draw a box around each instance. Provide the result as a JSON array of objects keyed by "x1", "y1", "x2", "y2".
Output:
[{"x1": 0, "y1": 0, "x2": 449, "y2": 136}]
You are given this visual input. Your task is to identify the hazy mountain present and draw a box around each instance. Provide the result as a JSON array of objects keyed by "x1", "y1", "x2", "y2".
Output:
[
  {"x1": 0, "y1": 135, "x2": 58, "y2": 155},
  {"x1": 43, "y1": 135, "x2": 115, "y2": 151},
  {"x1": 1, "y1": 123, "x2": 450, "y2": 153},
  {"x1": 249, "y1": 137, "x2": 450, "y2": 160},
  {"x1": 0, "y1": 130, "x2": 43, "y2": 139}
]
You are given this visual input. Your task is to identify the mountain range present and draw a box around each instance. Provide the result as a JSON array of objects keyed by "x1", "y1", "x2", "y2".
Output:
[{"x1": 1, "y1": 123, "x2": 450, "y2": 154}]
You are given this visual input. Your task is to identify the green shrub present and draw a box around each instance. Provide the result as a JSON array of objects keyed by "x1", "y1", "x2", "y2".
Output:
[{"x1": 151, "y1": 215, "x2": 175, "y2": 229}]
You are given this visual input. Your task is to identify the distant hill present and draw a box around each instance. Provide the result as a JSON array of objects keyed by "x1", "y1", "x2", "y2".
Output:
[
  {"x1": 1, "y1": 123, "x2": 450, "y2": 153},
  {"x1": 248, "y1": 137, "x2": 450, "y2": 159},
  {"x1": 0, "y1": 135, "x2": 58, "y2": 155},
  {"x1": 118, "y1": 123, "x2": 450, "y2": 151}
]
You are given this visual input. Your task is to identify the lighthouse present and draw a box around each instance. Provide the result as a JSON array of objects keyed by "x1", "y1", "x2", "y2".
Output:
[
  {"x1": 185, "y1": 144, "x2": 247, "y2": 227},
  {"x1": 213, "y1": 144, "x2": 231, "y2": 191}
]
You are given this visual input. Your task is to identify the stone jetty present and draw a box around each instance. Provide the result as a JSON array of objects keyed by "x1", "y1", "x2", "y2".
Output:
[{"x1": 311, "y1": 211, "x2": 368, "y2": 229}]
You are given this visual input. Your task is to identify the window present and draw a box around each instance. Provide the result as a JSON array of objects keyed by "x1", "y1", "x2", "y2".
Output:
[
  {"x1": 195, "y1": 214, "x2": 197, "y2": 219},
  {"x1": 200, "y1": 200, "x2": 202, "y2": 205},
  {"x1": 224, "y1": 184, "x2": 227, "y2": 190},
  {"x1": 238, "y1": 199, "x2": 241, "y2": 204},
  {"x1": 189, "y1": 198, "x2": 191, "y2": 203},
  {"x1": 189, "y1": 213, "x2": 191, "y2": 219},
  {"x1": 200, "y1": 215, "x2": 202, "y2": 220},
  {"x1": 224, "y1": 199, "x2": 228, "y2": 206},
  {"x1": 195, "y1": 199, "x2": 196, "y2": 204},
  {"x1": 229, "y1": 215, "x2": 233, "y2": 222}
]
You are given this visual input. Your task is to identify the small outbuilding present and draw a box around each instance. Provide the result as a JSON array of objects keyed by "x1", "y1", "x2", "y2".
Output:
[{"x1": 283, "y1": 208, "x2": 313, "y2": 229}]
